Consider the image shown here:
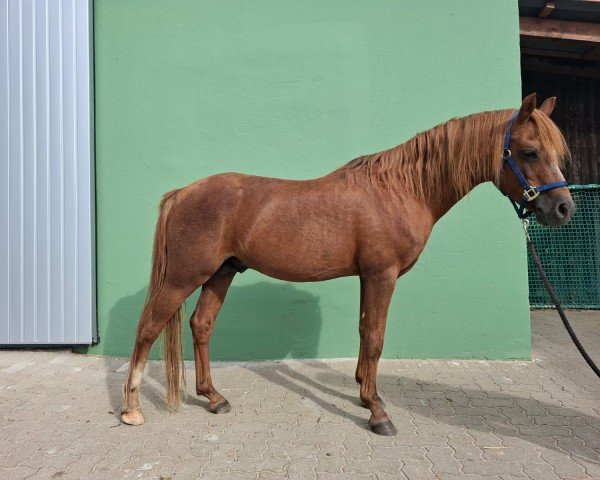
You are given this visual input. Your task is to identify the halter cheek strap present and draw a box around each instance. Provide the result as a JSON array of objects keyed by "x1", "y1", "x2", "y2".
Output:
[{"x1": 502, "y1": 111, "x2": 568, "y2": 219}]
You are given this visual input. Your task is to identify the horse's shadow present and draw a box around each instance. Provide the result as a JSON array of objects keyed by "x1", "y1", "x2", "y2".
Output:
[
  {"x1": 103, "y1": 280, "x2": 323, "y2": 414},
  {"x1": 247, "y1": 362, "x2": 600, "y2": 463}
]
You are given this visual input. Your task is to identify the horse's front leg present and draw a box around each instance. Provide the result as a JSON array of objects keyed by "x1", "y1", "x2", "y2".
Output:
[{"x1": 356, "y1": 270, "x2": 398, "y2": 436}]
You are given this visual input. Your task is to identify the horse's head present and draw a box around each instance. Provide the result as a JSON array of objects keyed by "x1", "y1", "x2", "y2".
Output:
[{"x1": 500, "y1": 93, "x2": 575, "y2": 227}]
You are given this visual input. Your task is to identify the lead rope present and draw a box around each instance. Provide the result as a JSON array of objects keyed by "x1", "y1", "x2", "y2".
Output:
[{"x1": 522, "y1": 219, "x2": 600, "y2": 378}]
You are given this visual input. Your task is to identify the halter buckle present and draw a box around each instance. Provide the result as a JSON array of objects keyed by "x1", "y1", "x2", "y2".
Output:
[{"x1": 523, "y1": 187, "x2": 540, "y2": 202}]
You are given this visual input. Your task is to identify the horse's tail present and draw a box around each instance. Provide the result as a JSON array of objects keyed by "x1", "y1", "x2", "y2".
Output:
[{"x1": 142, "y1": 188, "x2": 186, "y2": 410}]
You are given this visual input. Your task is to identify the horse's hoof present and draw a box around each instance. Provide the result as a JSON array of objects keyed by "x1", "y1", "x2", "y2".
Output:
[
  {"x1": 121, "y1": 408, "x2": 145, "y2": 426},
  {"x1": 210, "y1": 400, "x2": 231, "y2": 414},
  {"x1": 369, "y1": 420, "x2": 397, "y2": 436}
]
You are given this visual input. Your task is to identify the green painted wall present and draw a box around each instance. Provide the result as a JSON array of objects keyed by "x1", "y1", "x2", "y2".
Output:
[{"x1": 87, "y1": 0, "x2": 530, "y2": 361}]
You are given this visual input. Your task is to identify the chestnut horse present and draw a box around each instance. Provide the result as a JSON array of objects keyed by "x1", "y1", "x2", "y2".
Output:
[{"x1": 121, "y1": 94, "x2": 574, "y2": 435}]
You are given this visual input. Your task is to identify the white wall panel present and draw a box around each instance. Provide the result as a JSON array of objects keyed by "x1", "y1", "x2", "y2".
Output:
[{"x1": 0, "y1": 0, "x2": 95, "y2": 344}]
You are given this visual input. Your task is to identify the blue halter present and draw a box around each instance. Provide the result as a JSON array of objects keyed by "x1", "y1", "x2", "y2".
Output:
[{"x1": 502, "y1": 111, "x2": 568, "y2": 219}]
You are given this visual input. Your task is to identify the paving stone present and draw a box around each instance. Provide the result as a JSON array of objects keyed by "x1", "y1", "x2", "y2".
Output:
[
  {"x1": 461, "y1": 459, "x2": 524, "y2": 476},
  {"x1": 313, "y1": 451, "x2": 344, "y2": 474},
  {"x1": 0, "y1": 441, "x2": 46, "y2": 468},
  {"x1": 285, "y1": 458, "x2": 318, "y2": 480},
  {"x1": 201, "y1": 471, "x2": 255, "y2": 480},
  {"x1": 0, "y1": 466, "x2": 39, "y2": 480},
  {"x1": 0, "y1": 311, "x2": 598, "y2": 479},
  {"x1": 520, "y1": 461, "x2": 561, "y2": 480},
  {"x1": 266, "y1": 440, "x2": 317, "y2": 460},
  {"x1": 400, "y1": 458, "x2": 437, "y2": 480},
  {"x1": 466, "y1": 428, "x2": 504, "y2": 449},
  {"x1": 446, "y1": 433, "x2": 485, "y2": 462},
  {"x1": 481, "y1": 446, "x2": 543, "y2": 463},
  {"x1": 553, "y1": 435, "x2": 600, "y2": 465},
  {"x1": 344, "y1": 457, "x2": 403, "y2": 476},
  {"x1": 516, "y1": 424, "x2": 572, "y2": 437},
  {"x1": 538, "y1": 448, "x2": 592, "y2": 479},
  {"x1": 371, "y1": 445, "x2": 424, "y2": 462},
  {"x1": 371, "y1": 473, "x2": 408, "y2": 480},
  {"x1": 230, "y1": 455, "x2": 289, "y2": 474},
  {"x1": 394, "y1": 433, "x2": 449, "y2": 448},
  {"x1": 424, "y1": 445, "x2": 462, "y2": 475},
  {"x1": 342, "y1": 434, "x2": 370, "y2": 460},
  {"x1": 579, "y1": 460, "x2": 600, "y2": 480},
  {"x1": 570, "y1": 425, "x2": 600, "y2": 449},
  {"x1": 317, "y1": 473, "x2": 376, "y2": 480},
  {"x1": 440, "y1": 476, "x2": 503, "y2": 480}
]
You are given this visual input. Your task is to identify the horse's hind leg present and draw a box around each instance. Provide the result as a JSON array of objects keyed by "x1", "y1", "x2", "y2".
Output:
[
  {"x1": 356, "y1": 271, "x2": 398, "y2": 436},
  {"x1": 190, "y1": 270, "x2": 236, "y2": 413},
  {"x1": 121, "y1": 282, "x2": 192, "y2": 425}
]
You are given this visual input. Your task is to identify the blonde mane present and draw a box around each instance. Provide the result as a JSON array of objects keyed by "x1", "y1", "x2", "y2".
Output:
[{"x1": 340, "y1": 109, "x2": 569, "y2": 199}]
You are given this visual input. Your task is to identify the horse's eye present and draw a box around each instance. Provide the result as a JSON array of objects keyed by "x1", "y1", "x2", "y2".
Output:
[{"x1": 522, "y1": 149, "x2": 538, "y2": 160}]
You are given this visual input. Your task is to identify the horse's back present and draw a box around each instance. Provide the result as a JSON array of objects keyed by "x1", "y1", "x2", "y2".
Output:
[
  {"x1": 165, "y1": 172, "x2": 359, "y2": 280},
  {"x1": 166, "y1": 171, "x2": 315, "y2": 248}
]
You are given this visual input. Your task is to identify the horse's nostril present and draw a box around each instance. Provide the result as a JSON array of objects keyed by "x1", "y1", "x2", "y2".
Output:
[{"x1": 556, "y1": 202, "x2": 569, "y2": 218}]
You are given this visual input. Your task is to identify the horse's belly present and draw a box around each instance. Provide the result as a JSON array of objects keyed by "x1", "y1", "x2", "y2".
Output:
[
  {"x1": 238, "y1": 238, "x2": 358, "y2": 282},
  {"x1": 246, "y1": 259, "x2": 357, "y2": 283}
]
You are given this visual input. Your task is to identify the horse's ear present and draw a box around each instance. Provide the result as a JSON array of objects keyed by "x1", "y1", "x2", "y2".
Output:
[
  {"x1": 540, "y1": 96, "x2": 556, "y2": 117},
  {"x1": 517, "y1": 93, "x2": 537, "y2": 124}
]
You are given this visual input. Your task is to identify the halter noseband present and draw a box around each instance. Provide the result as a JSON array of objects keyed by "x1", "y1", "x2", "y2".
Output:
[{"x1": 502, "y1": 111, "x2": 568, "y2": 219}]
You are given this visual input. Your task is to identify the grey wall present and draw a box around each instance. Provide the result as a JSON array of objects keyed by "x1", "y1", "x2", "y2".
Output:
[{"x1": 0, "y1": 0, "x2": 95, "y2": 344}]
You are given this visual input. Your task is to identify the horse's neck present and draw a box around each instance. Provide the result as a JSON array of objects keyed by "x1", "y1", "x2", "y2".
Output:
[
  {"x1": 424, "y1": 168, "x2": 496, "y2": 222},
  {"x1": 425, "y1": 186, "x2": 468, "y2": 222},
  {"x1": 339, "y1": 110, "x2": 505, "y2": 222},
  {"x1": 394, "y1": 147, "x2": 498, "y2": 222}
]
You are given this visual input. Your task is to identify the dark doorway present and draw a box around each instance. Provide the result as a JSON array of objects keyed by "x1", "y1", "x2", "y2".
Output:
[
  {"x1": 521, "y1": 60, "x2": 599, "y2": 184},
  {"x1": 519, "y1": 1, "x2": 600, "y2": 309}
]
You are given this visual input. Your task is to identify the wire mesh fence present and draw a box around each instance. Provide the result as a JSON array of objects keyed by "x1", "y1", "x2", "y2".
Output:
[{"x1": 528, "y1": 185, "x2": 600, "y2": 309}]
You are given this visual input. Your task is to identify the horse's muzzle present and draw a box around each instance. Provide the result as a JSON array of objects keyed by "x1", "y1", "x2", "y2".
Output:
[{"x1": 534, "y1": 196, "x2": 575, "y2": 227}]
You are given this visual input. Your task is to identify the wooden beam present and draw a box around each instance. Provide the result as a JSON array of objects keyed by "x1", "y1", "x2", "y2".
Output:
[
  {"x1": 521, "y1": 54, "x2": 600, "y2": 78},
  {"x1": 521, "y1": 46, "x2": 600, "y2": 62},
  {"x1": 539, "y1": 2, "x2": 555, "y2": 18},
  {"x1": 520, "y1": 17, "x2": 600, "y2": 46}
]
